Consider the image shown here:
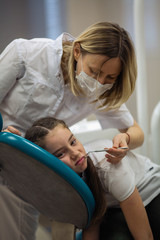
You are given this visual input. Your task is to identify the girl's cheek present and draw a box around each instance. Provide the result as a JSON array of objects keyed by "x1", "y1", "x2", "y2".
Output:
[{"x1": 61, "y1": 158, "x2": 72, "y2": 167}]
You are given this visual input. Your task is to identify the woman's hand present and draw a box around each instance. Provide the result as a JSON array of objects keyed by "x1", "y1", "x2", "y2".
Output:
[
  {"x1": 106, "y1": 120, "x2": 144, "y2": 164},
  {"x1": 3, "y1": 126, "x2": 21, "y2": 136},
  {"x1": 105, "y1": 131, "x2": 129, "y2": 164},
  {"x1": 104, "y1": 147, "x2": 128, "y2": 164}
]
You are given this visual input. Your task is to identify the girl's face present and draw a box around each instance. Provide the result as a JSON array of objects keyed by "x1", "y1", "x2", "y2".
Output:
[
  {"x1": 44, "y1": 126, "x2": 87, "y2": 175},
  {"x1": 76, "y1": 53, "x2": 122, "y2": 85}
]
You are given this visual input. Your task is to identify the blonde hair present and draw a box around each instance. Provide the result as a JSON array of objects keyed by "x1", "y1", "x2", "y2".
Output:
[{"x1": 62, "y1": 22, "x2": 137, "y2": 110}]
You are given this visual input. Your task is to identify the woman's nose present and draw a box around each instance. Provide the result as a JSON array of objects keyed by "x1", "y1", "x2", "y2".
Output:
[
  {"x1": 98, "y1": 79, "x2": 106, "y2": 85},
  {"x1": 97, "y1": 74, "x2": 107, "y2": 85}
]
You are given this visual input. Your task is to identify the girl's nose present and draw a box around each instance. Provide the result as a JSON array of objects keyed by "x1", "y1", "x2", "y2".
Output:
[{"x1": 70, "y1": 149, "x2": 80, "y2": 161}]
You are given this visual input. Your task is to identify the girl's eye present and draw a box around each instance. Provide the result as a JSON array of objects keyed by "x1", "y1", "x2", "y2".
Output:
[
  {"x1": 71, "y1": 138, "x2": 77, "y2": 146},
  {"x1": 54, "y1": 152, "x2": 65, "y2": 159}
]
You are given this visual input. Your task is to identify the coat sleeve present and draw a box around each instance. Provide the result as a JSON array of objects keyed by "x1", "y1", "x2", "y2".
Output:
[
  {"x1": 0, "y1": 39, "x2": 25, "y2": 103},
  {"x1": 95, "y1": 104, "x2": 134, "y2": 130}
]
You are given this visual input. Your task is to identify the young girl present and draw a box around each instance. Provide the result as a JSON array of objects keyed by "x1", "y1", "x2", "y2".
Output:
[{"x1": 25, "y1": 116, "x2": 160, "y2": 240}]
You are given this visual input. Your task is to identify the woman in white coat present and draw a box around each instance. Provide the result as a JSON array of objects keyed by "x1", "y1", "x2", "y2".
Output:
[{"x1": 1, "y1": 22, "x2": 143, "y2": 161}]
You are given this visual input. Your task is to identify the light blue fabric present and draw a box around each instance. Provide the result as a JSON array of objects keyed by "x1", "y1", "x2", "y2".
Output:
[
  {"x1": 76, "y1": 231, "x2": 82, "y2": 240},
  {"x1": 0, "y1": 113, "x2": 2, "y2": 131}
]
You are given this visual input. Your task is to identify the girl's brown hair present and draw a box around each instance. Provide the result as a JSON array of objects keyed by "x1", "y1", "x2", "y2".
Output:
[{"x1": 25, "y1": 117, "x2": 107, "y2": 225}]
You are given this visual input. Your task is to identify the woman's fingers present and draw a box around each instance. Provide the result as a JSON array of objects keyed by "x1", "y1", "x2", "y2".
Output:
[{"x1": 3, "y1": 126, "x2": 21, "y2": 136}]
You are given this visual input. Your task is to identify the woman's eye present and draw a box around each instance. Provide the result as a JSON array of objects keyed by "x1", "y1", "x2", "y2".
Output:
[
  {"x1": 90, "y1": 68, "x2": 99, "y2": 77},
  {"x1": 108, "y1": 76, "x2": 116, "y2": 80}
]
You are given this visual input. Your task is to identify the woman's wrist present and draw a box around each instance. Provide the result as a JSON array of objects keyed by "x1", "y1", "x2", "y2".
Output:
[{"x1": 124, "y1": 132, "x2": 130, "y2": 145}]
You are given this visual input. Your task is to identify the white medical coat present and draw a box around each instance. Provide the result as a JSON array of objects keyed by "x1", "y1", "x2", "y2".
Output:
[{"x1": 0, "y1": 33, "x2": 134, "y2": 135}]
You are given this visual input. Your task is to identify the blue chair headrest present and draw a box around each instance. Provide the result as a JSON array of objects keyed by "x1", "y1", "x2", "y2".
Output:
[{"x1": 0, "y1": 113, "x2": 3, "y2": 131}]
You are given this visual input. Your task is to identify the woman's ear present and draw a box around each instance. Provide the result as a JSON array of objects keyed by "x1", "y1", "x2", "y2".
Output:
[{"x1": 73, "y1": 43, "x2": 81, "y2": 61}]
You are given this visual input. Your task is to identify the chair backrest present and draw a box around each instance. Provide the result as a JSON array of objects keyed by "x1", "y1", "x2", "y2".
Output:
[
  {"x1": 0, "y1": 113, "x2": 2, "y2": 131},
  {"x1": 0, "y1": 113, "x2": 95, "y2": 229}
]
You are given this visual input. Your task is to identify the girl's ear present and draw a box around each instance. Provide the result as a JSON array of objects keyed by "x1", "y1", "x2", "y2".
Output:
[{"x1": 73, "y1": 43, "x2": 81, "y2": 61}]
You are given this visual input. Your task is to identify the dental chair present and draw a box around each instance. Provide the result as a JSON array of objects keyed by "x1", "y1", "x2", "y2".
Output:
[{"x1": 0, "y1": 113, "x2": 95, "y2": 240}]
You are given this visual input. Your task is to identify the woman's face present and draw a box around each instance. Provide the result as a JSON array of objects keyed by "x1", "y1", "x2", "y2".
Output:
[
  {"x1": 76, "y1": 53, "x2": 122, "y2": 85},
  {"x1": 44, "y1": 126, "x2": 87, "y2": 175}
]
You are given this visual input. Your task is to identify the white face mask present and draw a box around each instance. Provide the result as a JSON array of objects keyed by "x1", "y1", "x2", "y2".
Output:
[{"x1": 76, "y1": 57, "x2": 114, "y2": 98}]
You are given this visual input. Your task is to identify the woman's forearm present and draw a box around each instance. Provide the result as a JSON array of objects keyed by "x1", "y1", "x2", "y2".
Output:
[{"x1": 119, "y1": 120, "x2": 144, "y2": 149}]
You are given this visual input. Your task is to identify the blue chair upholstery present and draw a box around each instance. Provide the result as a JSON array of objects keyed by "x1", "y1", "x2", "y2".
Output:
[
  {"x1": 0, "y1": 113, "x2": 95, "y2": 234},
  {"x1": 76, "y1": 231, "x2": 83, "y2": 240}
]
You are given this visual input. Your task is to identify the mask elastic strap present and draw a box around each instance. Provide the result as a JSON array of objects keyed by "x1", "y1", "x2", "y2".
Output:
[{"x1": 81, "y1": 54, "x2": 84, "y2": 72}]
